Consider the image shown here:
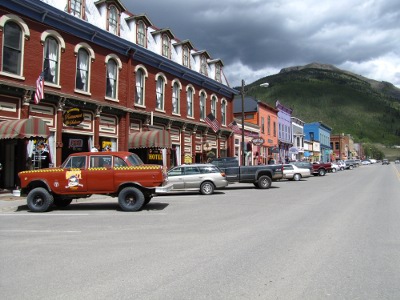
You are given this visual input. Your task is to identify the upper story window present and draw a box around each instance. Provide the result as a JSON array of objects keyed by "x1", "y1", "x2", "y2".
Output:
[
  {"x1": 2, "y1": 21, "x2": 22, "y2": 76},
  {"x1": 215, "y1": 63, "x2": 222, "y2": 82},
  {"x1": 105, "y1": 54, "x2": 121, "y2": 100},
  {"x1": 221, "y1": 99, "x2": 227, "y2": 126},
  {"x1": 261, "y1": 117, "x2": 265, "y2": 134},
  {"x1": 135, "y1": 68, "x2": 145, "y2": 106},
  {"x1": 74, "y1": 43, "x2": 94, "y2": 94},
  {"x1": 200, "y1": 55, "x2": 208, "y2": 75},
  {"x1": 41, "y1": 30, "x2": 65, "y2": 87},
  {"x1": 106, "y1": 59, "x2": 117, "y2": 98},
  {"x1": 183, "y1": 46, "x2": 190, "y2": 67},
  {"x1": 137, "y1": 20, "x2": 146, "y2": 47},
  {"x1": 199, "y1": 91, "x2": 206, "y2": 120},
  {"x1": 187, "y1": 86, "x2": 194, "y2": 118},
  {"x1": 69, "y1": 0, "x2": 85, "y2": 18},
  {"x1": 162, "y1": 34, "x2": 170, "y2": 58},
  {"x1": 155, "y1": 74, "x2": 166, "y2": 111},
  {"x1": 43, "y1": 37, "x2": 59, "y2": 85},
  {"x1": 172, "y1": 80, "x2": 181, "y2": 115},
  {"x1": 273, "y1": 122, "x2": 276, "y2": 137},
  {"x1": 267, "y1": 116, "x2": 271, "y2": 134},
  {"x1": 76, "y1": 48, "x2": 89, "y2": 92},
  {"x1": 108, "y1": 5, "x2": 119, "y2": 35},
  {"x1": 211, "y1": 95, "x2": 217, "y2": 117},
  {"x1": 0, "y1": 15, "x2": 30, "y2": 78}
]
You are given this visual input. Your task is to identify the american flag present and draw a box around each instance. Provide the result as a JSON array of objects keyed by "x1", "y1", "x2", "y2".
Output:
[
  {"x1": 34, "y1": 70, "x2": 45, "y2": 104},
  {"x1": 228, "y1": 120, "x2": 241, "y2": 134},
  {"x1": 205, "y1": 113, "x2": 221, "y2": 133}
]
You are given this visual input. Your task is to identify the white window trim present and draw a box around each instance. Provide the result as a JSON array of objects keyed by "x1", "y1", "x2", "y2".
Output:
[
  {"x1": 155, "y1": 72, "x2": 167, "y2": 113},
  {"x1": 104, "y1": 53, "x2": 122, "y2": 102},
  {"x1": 199, "y1": 89, "x2": 207, "y2": 121},
  {"x1": 40, "y1": 30, "x2": 65, "y2": 88},
  {"x1": 171, "y1": 79, "x2": 182, "y2": 116},
  {"x1": 0, "y1": 14, "x2": 30, "y2": 79},
  {"x1": 186, "y1": 84, "x2": 195, "y2": 119},
  {"x1": 134, "y1": 64, "x2": 148, "y2": 108},
  {"x1": 74, "y1": 42, "x2": 95, "y2": 95}
]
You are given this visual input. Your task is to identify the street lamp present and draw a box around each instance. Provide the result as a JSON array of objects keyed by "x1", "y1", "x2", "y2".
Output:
[{"x1": 240, "y1": 80, "x2": 269, "y2": 166}]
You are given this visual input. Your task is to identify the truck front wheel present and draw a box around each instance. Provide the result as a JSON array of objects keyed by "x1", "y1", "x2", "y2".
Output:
[
  {"x1": 118, "y1": 187, "x2": 145, "y2": 211},
  {"x1": 27, "y1": 187, "x2": 54, "y2": 212},
  {"x1": 257, "y1": 175, "x2": 272, "y2": 189}
]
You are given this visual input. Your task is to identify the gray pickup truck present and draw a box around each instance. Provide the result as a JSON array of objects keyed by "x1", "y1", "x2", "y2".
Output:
[{"x1": 209, "y1": 157, "x2": 283, "y2": 189}]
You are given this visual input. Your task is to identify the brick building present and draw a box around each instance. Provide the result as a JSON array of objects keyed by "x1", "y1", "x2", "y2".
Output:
[{"x1": 0, "y1": 0, "x2": 237, "y2": 189}]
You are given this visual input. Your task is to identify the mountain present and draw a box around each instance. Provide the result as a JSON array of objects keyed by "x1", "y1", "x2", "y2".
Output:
[{"x1": 244, "y1": 63, "x2": 400, "y2": 146}]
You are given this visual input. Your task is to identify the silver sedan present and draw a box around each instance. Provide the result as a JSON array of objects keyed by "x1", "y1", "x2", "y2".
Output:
[
  {"x1": 167, "y1": 164, "x2": 228, "y2": 195},
  {"x1": 282, "y1": 164, "x2": 311, "y2": 181}
]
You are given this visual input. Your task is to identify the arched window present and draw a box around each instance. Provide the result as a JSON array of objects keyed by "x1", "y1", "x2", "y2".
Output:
[
  {"x1": 43, "y1": 37, "x2": 59, "y2": 84},
  {"x1": 200, "y1": 91, "x2": 206, "y2": 120},
  {"x1": 221, "y1": 99, "x2": 227, "y2": 126},
  {"x1": 156, "y1": 74, "x2": 166, "y2": 111},
  {"x1": 215, "y1": 63, "x2": 221, "y2": 82},
  {"x1": 2, "y1": 21, "x2": 22, "y2": 75},
  {"x1": 75, "y1": 48, "x2": 89, "y2": 91},
  {"x1": 200, "y1": 55, "x2": 208, "y2": 75},
  {"x1": 137, "y1": 20, "x2": 146, "y2": 47},
  {"x1": 211, "y1": 95, "x2": 217, "y2": 117},
  {"x1": 187, "y1": 87, "x2": 194, "y2": 117},
  {"x1": 172, "y1": 81, "x2": 180, "y2": 115},
  {"x1": 106, "y1": 59, "x2": 117, "y2": 99},
  {"x1": 108, "y1": 5, "x2": 118, "y2": 35},
  {"x1": 162, "y1": 34, "x2": 170, "y2": 58},
  {"x1": 1, "y1": 15, "x2": 30, "y2": 78},
  {"x1": 70, "y1": 0, "x2": 84, "y2": 18},
  {"x1": 135, "y1": 68, "x2": 145, "y2": 106},
  {"x1": 183, "y1": 46, "x2": 190, "y2": 67}
]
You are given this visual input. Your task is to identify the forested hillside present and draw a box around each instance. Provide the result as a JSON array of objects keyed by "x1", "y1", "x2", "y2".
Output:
[{"x1": 244, "y1": 64, "x2": 400, "y2": 145}]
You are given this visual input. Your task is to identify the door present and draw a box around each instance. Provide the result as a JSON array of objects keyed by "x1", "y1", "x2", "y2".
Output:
[
  {"x1": 183, "y1": 166, "x2": 202, "y2": 189},
  {"x1": 86, "y1": 154, "x2": 114, "y2": 192},
  {"x1": 167, "y1": 167, "x2": 185, "y2": 190}
]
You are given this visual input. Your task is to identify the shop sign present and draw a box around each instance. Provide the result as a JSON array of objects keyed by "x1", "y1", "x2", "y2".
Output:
[
  {"x1": 69, "y1": 138, "x2": 83, "y2": 148},
  {"x1": 251, "y1": 137, "x2": 264, "y2": 146},
  {"x1": 184, "y1": 154, "x2": 192, "y2": 164},
  {"x1": 63, "y1": 108, "x2": 84, "y2": 126},
  {"x1": 148, "y1": 149, "x2": 162, "y2": 160}
]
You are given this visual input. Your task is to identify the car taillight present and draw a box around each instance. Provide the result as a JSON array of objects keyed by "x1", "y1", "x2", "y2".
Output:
[{"x1": 220, "y1": 172, "x2": 226, "y2": 177}]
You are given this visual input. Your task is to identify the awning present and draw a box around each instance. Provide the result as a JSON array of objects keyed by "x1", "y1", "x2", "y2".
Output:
[
  {"x1": 128, "y1": 130, "x2": 171, "y2": 149},
  {"x1": 0, "y1": 118, "x2": 50, "y2": 139}
]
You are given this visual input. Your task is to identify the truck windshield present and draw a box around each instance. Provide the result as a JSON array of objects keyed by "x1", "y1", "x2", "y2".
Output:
[{"x1": 127, "y1": 153, "x2": 144, "y2": 166}]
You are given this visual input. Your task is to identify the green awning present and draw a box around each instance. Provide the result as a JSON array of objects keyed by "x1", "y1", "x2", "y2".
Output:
[
  {"x1": 0, "y1": 118, "x2": 50, "y2": 139},
  {"x1": 128, "y1": 130, "x2": 171, "y2": 149}
]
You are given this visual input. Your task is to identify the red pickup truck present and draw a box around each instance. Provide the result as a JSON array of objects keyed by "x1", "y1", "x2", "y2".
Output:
[
  {"x1": 18, "y1": 151, "x2": 171, "y2": 212},
  {"x1": 311, "y1": 162, "x2": 332, "y2": 176}
]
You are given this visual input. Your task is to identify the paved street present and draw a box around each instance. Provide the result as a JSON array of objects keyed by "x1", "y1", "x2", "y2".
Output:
[{"x1": 1, "y1": 163, "x2": 400, "y2": 300}]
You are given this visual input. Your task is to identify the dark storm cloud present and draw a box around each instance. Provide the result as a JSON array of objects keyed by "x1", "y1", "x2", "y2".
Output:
[{"x1": 122, "y1": 0, "x2": 400, "y2": 87}]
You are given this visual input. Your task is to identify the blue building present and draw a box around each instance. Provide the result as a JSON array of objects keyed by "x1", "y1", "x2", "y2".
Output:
[{"x1": 304, "y1": 122, "x2": 332, "y2": 162}]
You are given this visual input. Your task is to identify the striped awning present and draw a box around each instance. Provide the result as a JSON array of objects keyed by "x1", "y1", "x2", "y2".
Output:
[
  {"x1": 0, "y1": 118, "x2": 51, "y2": 139},
  {"x1": 128, "y1": 130, "x2": 171, "y2": 149}
]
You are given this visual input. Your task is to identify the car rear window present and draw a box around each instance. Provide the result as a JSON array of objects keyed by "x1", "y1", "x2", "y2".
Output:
[{"x1": 200, "y1": 166, "x2": 219, "y2": 174}]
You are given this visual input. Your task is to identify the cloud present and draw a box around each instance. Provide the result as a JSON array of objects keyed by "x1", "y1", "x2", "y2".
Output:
[{"x1": 122, "y1": 0, "x2": 400, "y2": 88}]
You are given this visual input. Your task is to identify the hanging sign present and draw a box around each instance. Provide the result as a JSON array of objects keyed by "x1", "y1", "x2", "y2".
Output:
[
  {"x1": 251, "y1": 137, "x2": 264, "y2": 146},
  {"x1": 63, "y1": 108, "x2": 84, "y2": 126}
]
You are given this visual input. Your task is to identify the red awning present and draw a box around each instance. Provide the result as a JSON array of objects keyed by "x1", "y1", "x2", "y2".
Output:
[
  {"x1": 128, "y1": 130, "x2": 171, "y2": 149},
  {"x1": 0, "y1": 118, "x2": 51, "y2": 139}
]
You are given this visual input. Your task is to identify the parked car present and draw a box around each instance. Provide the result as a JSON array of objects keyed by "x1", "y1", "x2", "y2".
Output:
[
  {"x1": 395, "y1": 160, "x2": 400, "y2": 164},
  {"x1": 282, "y1": 164, "x2": 311, "y2": 181},
  {"x1": 330, "y1": 162, "x2": 340, "y2": 172},
  {"x1": 382, "y1": 159, "x2": 390, "y2": 165},
  {"x1": 361, "y1": 160, "x2": 371, "y2": 165},
  {"x1": 289, "y1": 161, "x2": 313, "y2": 172},
  {"x1": 344, "y1": 159, "x2": 358, "y2": 169},
  {"x1": 167, "y1": 164, "x2": 228, "y2": 195},
  {"x1": 337, "y1": 160, "x2": 346, "y2": 170}
]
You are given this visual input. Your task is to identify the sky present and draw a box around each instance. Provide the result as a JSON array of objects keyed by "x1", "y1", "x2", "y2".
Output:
[{"x1": 122, "y1": 0, "x2": 400, "y2": 88}]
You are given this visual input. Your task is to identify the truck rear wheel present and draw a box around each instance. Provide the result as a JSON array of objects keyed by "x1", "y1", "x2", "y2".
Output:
[
  {"x1": 118, "y1": 187, "x2": 145, "y2": 211},
  {"x1": 27, "y1": 187, "x2": 54, "y2": 212},
  {"x1": 318, "y1": 169, "x2": 326, "y2": 176},
  {"x1": 257, "y1": 175, "x2": 272, "y2": 189}
]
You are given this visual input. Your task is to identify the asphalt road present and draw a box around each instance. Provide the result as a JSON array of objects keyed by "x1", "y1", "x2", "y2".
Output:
[{"x1": 1, "y1": 163, "x2": 400, "y2": 300}]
